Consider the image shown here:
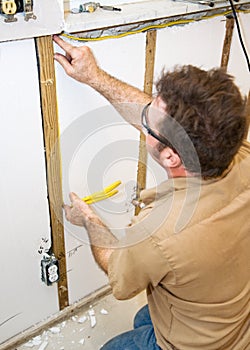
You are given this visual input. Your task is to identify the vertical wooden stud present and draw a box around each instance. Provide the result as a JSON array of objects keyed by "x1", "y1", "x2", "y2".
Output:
[
  {"x1": 144, "y1": 30, "x2": 157, "y2": 96},
  {"x1": 135, "y1": 30, "x2": 157, "y2": 215},
  {"x1": 220, "y1": 18, "x2": 249, "y2": 139},
  {"x1": 220, "y1": 17, "x2": 235, "y2": 70},
  {"x1": 35, "y1": 35, "x2": 69, "y2": 310}
]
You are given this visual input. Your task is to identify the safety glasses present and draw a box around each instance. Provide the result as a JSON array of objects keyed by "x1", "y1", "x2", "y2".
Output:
[{"x1": 141, "y1": 102, "x2": 174, "y2": 149}]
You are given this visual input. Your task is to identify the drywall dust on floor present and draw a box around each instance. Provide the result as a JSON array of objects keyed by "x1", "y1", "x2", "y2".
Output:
[{"x1": 16, "y1": 292, "x2": 147, "y2": 350}]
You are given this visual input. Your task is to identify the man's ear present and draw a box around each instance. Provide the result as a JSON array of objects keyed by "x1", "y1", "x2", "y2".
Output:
[{"x1": 159, "y1": 147, "x2": 182, "y2": 169}]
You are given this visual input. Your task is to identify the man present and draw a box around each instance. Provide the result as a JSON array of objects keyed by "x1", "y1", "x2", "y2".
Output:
[{"x1": 53, "y1": 35, "x2": 250, "y2": 350}]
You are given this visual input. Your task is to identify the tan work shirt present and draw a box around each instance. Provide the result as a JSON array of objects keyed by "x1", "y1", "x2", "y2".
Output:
[{"x1": 108, "y1": 141, "x2": 250, "y2": 350}]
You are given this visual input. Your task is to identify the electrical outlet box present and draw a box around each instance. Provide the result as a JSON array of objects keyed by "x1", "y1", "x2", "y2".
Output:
[
  {"x1": 0, "y1": 0, "x2": 63, "y2": 43},
  {"x1": 41, "y1": 253, "x2": 60, "y2": 286},
  {"x1": 0, "y1": 0, "x2": 35, "y2": 22},
  {"x1": 0, "y1": 0, "x2": 35, "y2": 14}
]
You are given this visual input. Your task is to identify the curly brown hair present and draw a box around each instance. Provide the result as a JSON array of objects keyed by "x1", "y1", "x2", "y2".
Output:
[{"x1": 156, "y1": 65, "x2": 247, "y2": 179}]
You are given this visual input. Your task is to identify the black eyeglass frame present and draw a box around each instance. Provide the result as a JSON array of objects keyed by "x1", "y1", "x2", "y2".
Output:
[{"x1": 141, "y1": 102, "x2": 176, "y2": 150}]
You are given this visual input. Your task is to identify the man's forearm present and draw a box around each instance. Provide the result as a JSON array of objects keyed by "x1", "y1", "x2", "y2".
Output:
[
  {"x1": 89, "y1": 69, "x2": 152, "y2": 128},
  {"x1": 63, "y1": 192, "x2": 116, "y2": 274},
  {"x1": 84, "y1": 214, "x2": 117, "y2": 274}
]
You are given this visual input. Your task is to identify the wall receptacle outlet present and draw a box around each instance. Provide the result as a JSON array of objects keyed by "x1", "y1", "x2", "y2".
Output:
[
  {"x1": 0, "y1": 0, "x2": 36, "y2": 22},
  {"x1": 41, "y1": 253, "x2": 60, "y2": 286},
  {"x1": 1, "y1": 1, "x2": 17, "y2": 15}
]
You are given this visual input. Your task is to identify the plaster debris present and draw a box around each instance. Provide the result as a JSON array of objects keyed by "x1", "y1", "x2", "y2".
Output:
[
  {"x1": 60, "y1": 321, "x2": 67, "y2": 328},
  {"x1": 42, "y1": 330, "x2": 49, "y2": 339},
  {"x1": 79, "y1": 338, "x2": 85, "y2": 345},
  {"x1": 24, "y1": 335, "x2": 43, "y2": 348},
  {"x1": 88, "y1": 308, "x2": 96, "y2": 328},
  {"x1": 100, "y1": 308, "x2": 108, "y2": 315},
  {"x1": 71, "y1": 316, "x2": 78, "y2": 322},
  {"x1": 38, "y1": 341, "x2": 48, "y2": 350},
  {"x1": 32, "y1": 336, "x2": 42, "y2": 346},
  {"x1": 78, "y1": 315, "x2": 87, "y2": 323},
  {"x1": 49, "y1": 326, "x2": 61, "y2": 334}
]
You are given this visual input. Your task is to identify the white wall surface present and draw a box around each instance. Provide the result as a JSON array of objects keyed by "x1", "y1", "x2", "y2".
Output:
[
  {"x1": 228, "y1": 12, "x2": 250, "y2": 94},
  {"x1": 0, "y1": 39, "x2": 59, "y2": 344},
  {"x1": 154, "y1": 17, "x2": 224, "y2": 78},
  {"x1": 154, "y1": 13, "x2": 250, "y2": 95}
]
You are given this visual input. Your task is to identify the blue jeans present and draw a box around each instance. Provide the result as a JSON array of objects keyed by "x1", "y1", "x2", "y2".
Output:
[{"x1": 101, "y1": 304, "x2": 161, "y2": 350}]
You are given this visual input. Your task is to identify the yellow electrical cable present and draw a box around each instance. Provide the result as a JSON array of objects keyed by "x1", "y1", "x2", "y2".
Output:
[
  {"x1": 62, "y1": 18, "x2": 195, "y2": 41},
  {"x1": 62, "y1": 8, "x2": 249, "y2": 42}
]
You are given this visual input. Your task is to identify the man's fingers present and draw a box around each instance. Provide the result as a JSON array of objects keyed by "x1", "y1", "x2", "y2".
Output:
[
  {"x1": 68, "y1": 192, "x2": 90, "y2": 212},
  {"x1": 69, "y1": 192, "x2": 80, "y2": 203},
  {"x1": 53, "y1": 35, "x2": 76, "y2": 74},
  {"x1": 54, "y1": 52, "x2": 74, "y2": 73},
  {"x1": 63, "y1": 204, "x2": 71, "y2": 221},
  {"x1": 53, "y1": 34, "x2": 73, "y2": 53}
]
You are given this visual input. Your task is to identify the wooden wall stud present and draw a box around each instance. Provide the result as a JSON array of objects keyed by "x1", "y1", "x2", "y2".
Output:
[
  {"x1": 35, "y1": 35, "x2": 69, "y2": 310},
  {"x1": 221, "y1": 16, "x2": 235, "y2": 69},
  {"x1": 135, "y1": 30, "x2": 157, "y2": 215}
]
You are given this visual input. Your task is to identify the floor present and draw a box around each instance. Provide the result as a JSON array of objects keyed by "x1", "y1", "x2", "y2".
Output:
[{"x1": 17, "y1": 291, "x2": 147, "y2": 350}]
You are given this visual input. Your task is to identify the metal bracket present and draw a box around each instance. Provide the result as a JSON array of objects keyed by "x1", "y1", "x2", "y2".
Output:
[
  {"x1": 23, "y1": 0, "x2": 36, "y2": 21},
  {"x1": 4, "y1": 13, "x2": 17, "y2": 22}
]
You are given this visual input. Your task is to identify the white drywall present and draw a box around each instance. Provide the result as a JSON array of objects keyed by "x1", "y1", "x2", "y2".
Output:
[
  {"x1": 228, "y1": 12, "x2": 250, "y2": 93},
  {"x1": 154, "y1": 17, "x2": 225, "y2": 77},
  {"x1": 154, "y1": 13, "x2": 250, "y2": 95},
  {"x1": 0, "y1": 39, "x2": 59, "y2": 344}
]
